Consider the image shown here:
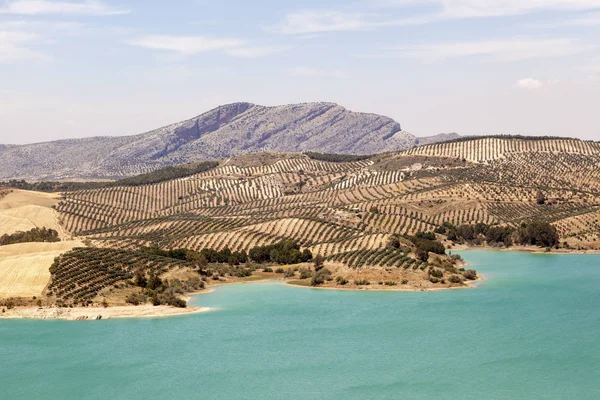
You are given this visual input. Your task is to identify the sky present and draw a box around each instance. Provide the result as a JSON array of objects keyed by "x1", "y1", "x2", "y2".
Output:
[{"x1": 0, "y1": 0, "x2": 599, "y2": 144}]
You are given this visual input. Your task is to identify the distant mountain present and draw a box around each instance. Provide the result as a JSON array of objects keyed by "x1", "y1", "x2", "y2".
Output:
[
  {"x1": 0, "y1": 102, "x2": 452, "y2": 181},
  {"x1": 417, "y1": 133, "x2": 461, "y2": 146}
]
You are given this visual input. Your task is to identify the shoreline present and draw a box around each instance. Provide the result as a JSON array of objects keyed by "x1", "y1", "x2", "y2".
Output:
[
  {"x1": 450, "y1": 244, "x2": 600, "y2": 255},
  {"x1": 0, "y1": 305, "x2": 210, "y2": 321},
  {"x1": 282, "y1": 276, "x2": 481, "y2": 293},
  {"x1": 2, "y1": 248, "x2": 594, "y2": 321}
]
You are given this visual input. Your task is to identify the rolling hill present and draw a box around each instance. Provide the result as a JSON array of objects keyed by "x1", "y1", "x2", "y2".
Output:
[{"x1": 3, "y1": 135, "x2": 599, "y2": 307}]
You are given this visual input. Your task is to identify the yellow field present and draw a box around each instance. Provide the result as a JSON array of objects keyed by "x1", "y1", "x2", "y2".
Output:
[
  {"x1": 0, "y1": 190, "x2": 65, "y2": 237},
  {"x1": 0, "y1": 241, "x2": 82, "y2": 298},
  {"x1": 0, "y1": 190, "x2": 80, "y2": 298}
]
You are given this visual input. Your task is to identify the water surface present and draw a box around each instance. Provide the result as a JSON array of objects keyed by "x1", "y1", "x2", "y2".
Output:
[{"x1": 1, "y1": 251, "x2": 599, "y2": 399}]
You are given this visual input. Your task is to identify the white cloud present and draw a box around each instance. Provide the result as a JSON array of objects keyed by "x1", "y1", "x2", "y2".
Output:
[
  {"x1": 127, "y1": 35, "x2": 243, "y2": 55},
  {"x1": 384, "y1": 0, "x2": 600, "y2": 17},
  {"x1": 379, "y1": 38, "x2": 594, "y2": 62},
  {"x1": 225, "y1": 45, "x2": 288, "y2": 58},
  {"x1": 0, "y1": 30, "x2": 47, "y2": 63},
  {"x1": 0, "y1": 0, "x2": 128, "y2": 16},
  {"x1": 127, "y1": 35, "x2": 287, "y2": 59},
  {"x1": 290, "y1": 66, "x2": 319, "y2": 76},
  {"x1": 267, "y1": 10, "x2": 396, "y2": 35},
  {"x1": 269, "y1": 1, "x2": 600, "y2": 35},
  {"x1": 436, "y1": 0, "x2": 600, "y2": 18},
  {"x1": 289, "y1": 66, "x2": 349, "y2": 79},
  {"x1": 516, "y1": 78, "x2": 544, "y2": 89},
  {"x1": 558, "y1": 12, "x2": 600, "y2": 26}
]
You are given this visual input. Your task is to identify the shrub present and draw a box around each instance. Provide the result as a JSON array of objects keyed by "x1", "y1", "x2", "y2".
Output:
[
  {"x1": 283, "y1": 269, "x2": 295, "y2": 278},
  {"x1": 429, "y1": 277, "x2": 440, "y2": 284},
  {"x1": 464, "y1": 270, "x2": 478, "y2": 280},
  {"x1": 311, "y1": 268, "x2": 331, "y2": 286},
  {"x1": 429, "y1": 268, "x2": 443, "y2": 278},
  {"x1": 449, "y1": 275, "x2": 463, "y2": 284},
  {"x1": 336, "y1": 276, "x2": 349, "y2": 285},
  {"x1": 314, "y1": 255, "x2": 325, "y2": 271},
  {"x1": 299, "y1": 268, "x2": 312, "y2": 279},
  {"x1": 415, "y1": 231, "x2": 436, "y2": 241},
  {"x1": 354, "y1": 279, "x2": 370, "y2": 286},
  {"x1": 126, "y1": 292, "x2": 147, "y2": 306},
  {"x1": 401, "y1": 279, "x2": 409, "y2": 285}
]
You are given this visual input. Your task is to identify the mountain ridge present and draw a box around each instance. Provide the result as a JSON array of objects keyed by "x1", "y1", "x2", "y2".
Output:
[{"x1": 0, "y1": 101, "x2": 424, "y2": 181}]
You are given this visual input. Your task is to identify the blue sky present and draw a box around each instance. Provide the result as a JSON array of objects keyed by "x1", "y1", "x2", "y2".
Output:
[{"x1": 1, "y1": 0, "x2": 599, "y2": 144}]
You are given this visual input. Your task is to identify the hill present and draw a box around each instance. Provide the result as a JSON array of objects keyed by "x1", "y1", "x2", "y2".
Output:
[
  {"x1": 56, "y1": 137, "x2": 600, "y2": 253},
  {"x1": 0, "y1": 102, "x2": 428, "y2": 181},
  {"x1": 3, "y1": 136, "x2": 600, "y2": 308}
]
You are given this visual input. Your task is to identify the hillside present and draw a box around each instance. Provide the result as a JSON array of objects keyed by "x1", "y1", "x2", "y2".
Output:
[
  {"x1": 0, "y1": 102, "x2": 423, "y2": 181},
  {"x1": 3, "y1": 136, "x2": 600, "y2": 307},
  {"x1": 54, "y1": 137, "x2": 599, "y2": 247}
]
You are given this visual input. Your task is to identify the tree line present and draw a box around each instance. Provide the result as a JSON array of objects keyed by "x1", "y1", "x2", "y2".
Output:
[
  {"x1": 303, "y1": 152, "x2": 374, "y2": 163},
  {"x1": 0, "y1": 227, "x2": 60, "y2": 246},
  {"x1": 437, "y1": 221, "x2": 559, "y2": 248},
  {"x1": 140, "y1": 240, "x2": 313, "y2": 267}
]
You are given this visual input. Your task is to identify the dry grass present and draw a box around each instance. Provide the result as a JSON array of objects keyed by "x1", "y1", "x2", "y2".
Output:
[
  {"x1": 0, "y1": 190, "x2": 66, "y2": 237},
  {"x1": 0, "y1": 241, "x2": 82, "y2": 298}
]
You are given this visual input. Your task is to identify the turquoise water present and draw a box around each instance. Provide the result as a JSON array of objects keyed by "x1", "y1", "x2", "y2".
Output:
[{"x1": 1, "y1": 251, "x2": 600, "y2": 399}]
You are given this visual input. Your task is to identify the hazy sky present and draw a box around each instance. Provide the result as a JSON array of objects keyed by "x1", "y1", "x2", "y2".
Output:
[{"x1": 1, "y1": 0, "x2": 599, "y2": 144}]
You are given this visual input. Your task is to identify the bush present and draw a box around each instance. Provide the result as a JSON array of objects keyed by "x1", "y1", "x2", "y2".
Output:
[
  {"x1": 401, "y1": 279, "x2": 409, "y2": 285},
  {"x1": 464, "y1": 270, "x2": 478, "y2": 280},
  {"x1": 299, "y1": 268, "x2": 312, "y2": 279},
  {"x1": 354, "y1": 279, "x2": 370, "y2": 286},
  {"x1": 283, "y1": 269, "x2": 295, "y2": 278},
  {"x1": 311, "y1": 268, "x2": 331, "y2": 286},
  {"x1": 415, "y1": 231, "x2": 436, "y2": 241},
  {"x1": 406, "y1": 233, "x2": 446, "y2": 259},
  {"x1": 429, "y1": 268, "x2": 443, "y2": 278},
  {"x1": 314, "y1": 255, "x2": 325, "y2": 271},
  {"x1": 126, "y1": 292, "x2": 147, "y2": 306},
  {"x1": 429, "y1": 277, "x2": 440, "y2": 284},
  {"x1": 336, "y1": 276, "x2": 348, "y2": 285},
  {"x1": 449, "y1": 275, "x2": 463, "y2": 284}
]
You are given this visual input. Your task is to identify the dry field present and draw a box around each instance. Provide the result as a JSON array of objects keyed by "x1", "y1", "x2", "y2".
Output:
[
  {"x1": 0, "y1": 241, "x2": 82, "y2": 298},
  {"x1": 0, "y1": 190, "x2": 81, "y2": 298},
  {"x1": 0, "y1": 190, "x2": 66, "y2": 237}
]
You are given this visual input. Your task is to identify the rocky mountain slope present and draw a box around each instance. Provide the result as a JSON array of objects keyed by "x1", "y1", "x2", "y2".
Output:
[{"x1": 0, "y1": 102, "x2": 432, "y2": 181}]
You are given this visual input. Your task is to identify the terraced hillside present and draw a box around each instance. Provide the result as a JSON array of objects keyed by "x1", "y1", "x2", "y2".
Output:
[{"x1": 56, "y1": 137, "x2": 600, "y2": 255}]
